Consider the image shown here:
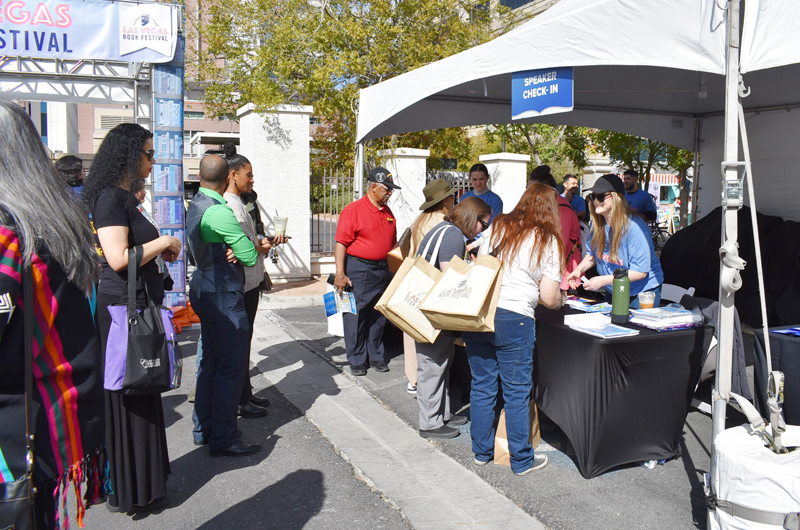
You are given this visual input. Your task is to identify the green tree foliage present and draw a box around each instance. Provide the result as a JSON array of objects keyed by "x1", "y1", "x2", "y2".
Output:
[
  {"x1": 483, "y1": 123, "x2": 590, "y2": 180},
  {"x1": 194, "y1": 0, "x2": 521, "y2": 169},
  {"x1": 590, "y1": 129, "x2": 694, "y2": 226}
]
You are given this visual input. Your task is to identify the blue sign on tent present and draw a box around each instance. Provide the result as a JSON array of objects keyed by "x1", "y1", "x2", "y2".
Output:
[{"x1": 511, "y1": 67, "x2": 574, "y2": 120}]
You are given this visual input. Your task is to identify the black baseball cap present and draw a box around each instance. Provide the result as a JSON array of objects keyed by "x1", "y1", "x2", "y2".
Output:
[
  {"x1": 587, "y1": 174, "x2": 625, "y2": 196},
  {"x1": 368, "y1": 167, "x2": 401, "y2": 190}
]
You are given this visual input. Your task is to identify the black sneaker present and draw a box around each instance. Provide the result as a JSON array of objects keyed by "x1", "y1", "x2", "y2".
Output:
[
  {"x1": 371, "y1": 360, "x2": 389, "y2": 372},
  {"x1": 351, "y1": 364, "x2": 367, "y2": 376},
  {"x1": 419, "y1": 425, "x2": 460, "y2": 439},
  {"x1": 445, "y1": 415, "x2": 468, "y2": 426}
]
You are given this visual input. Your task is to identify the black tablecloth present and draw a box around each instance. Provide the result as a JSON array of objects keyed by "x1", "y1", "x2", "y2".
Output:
[
  {"x1": 754, "y1": 328, "x2": 800, "y2": 425},
  {"x1": 534, "y1": 307, "x2": 711, "y2": 478}
]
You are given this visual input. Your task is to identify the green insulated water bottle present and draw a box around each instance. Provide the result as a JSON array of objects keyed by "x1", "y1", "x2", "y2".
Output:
[{"x1": 611, "y1": 268, "x2": 630, "y2": 324}]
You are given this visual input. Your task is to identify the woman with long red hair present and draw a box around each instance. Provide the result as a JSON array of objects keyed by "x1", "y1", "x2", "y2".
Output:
[{"x1": 462, "y1": 183, "x2": 564, "y2": 476}]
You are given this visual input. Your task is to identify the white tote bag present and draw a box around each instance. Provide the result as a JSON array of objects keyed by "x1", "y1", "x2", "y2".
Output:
[{"x1": 375, "y1": 225, "x2": 455, "y2": 343}]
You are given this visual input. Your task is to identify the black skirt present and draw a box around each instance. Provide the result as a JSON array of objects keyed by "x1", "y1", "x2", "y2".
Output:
[{"x1": 96, "y1": 291, "x2": 170, "y2": 511}]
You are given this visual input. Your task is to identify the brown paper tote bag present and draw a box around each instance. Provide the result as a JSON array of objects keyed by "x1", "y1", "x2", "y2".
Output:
[
  {"x1": 493, "y1": 398, "x2": 541, "y2": 466},
  {"x1": 387, "y1": 227, "x2": 411, "y2": 273},
  {"x1": 419, "y1": 254, "x2": 503, "y2": 332},
  {"x1": 375, "y1": 225, "x2": 454, "y2": 343}
]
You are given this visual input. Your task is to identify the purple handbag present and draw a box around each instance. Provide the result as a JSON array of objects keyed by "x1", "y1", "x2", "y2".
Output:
[{"x1": 104, "y1": 245, "x2": 181, "y2": 394}]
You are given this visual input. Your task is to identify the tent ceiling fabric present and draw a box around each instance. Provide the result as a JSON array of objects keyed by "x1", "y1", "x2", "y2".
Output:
[
  {"x1": 356, "y1": 0, "x2": 800, "y2": 222},
  {"x1": 356, "y1": 0, "x2": 727, "y2": 144},
  {"x1": 741, "y1": 0, "x2": 800, "y2": 73}
]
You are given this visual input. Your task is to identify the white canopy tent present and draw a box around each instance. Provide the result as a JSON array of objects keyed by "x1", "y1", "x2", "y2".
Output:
[
  {"x1": 356, "y1": 0, "x2": 800, "y2": 520},
  {"x1": 356, "y1": 0, "x2": 800, "y2": 223}
]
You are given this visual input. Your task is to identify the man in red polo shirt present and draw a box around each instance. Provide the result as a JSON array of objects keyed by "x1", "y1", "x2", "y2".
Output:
[{"x1": 334, "y1": 167, "x2": 401, "y2": 376}]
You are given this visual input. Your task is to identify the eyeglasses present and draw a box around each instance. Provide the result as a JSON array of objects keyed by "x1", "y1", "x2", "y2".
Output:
[
  {"x1": 142, "y1": 149, "x2": 156, "y2": 161},
  {"x1": 479, "y1": 219, "x2": 490, "y2": 231},
  {"x1": 588, "y1": 192, "x2": 613, "y2": 203},
  {"x1": 380, "y1": 184, "x2": 394, "y2": 194}
]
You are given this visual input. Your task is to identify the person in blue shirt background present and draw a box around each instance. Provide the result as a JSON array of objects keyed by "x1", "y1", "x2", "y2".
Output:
[
  {"x1": 459, "y1": 163, "x2": 503, "y2": 223},
  {"x1": 566, "y1": 174, "x2": 663, "y2": 308},
  {"x1": 561, "y1": 174, "x2": 586, "y2": 222},
  {"x1": 622, "y1": 169, "x2": 658, "y2": 222}
]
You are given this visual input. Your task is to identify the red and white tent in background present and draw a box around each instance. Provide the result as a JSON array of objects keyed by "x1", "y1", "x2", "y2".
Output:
[{"x1": 649, "y1": 174, "x2": 680, "y2": 185}]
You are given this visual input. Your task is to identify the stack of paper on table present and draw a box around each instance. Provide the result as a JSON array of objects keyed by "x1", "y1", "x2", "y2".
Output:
[
  {"x1": 565, "y1": 299, "x2": 613, "y2": 313},
  {"x1": 564, "y1": 313, "x2": 640, "y2": 339},
  {"x1": 630, "y1": 306, "x2": 702, "y2": 330}
]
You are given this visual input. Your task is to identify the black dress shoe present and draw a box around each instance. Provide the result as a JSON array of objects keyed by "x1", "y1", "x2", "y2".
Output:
[
  {"x1": 445, "y1": 415, "x2": 468, "y2": 426},
  {"x1": 419, "y1": 425, "x2": 460, "y2": 439},
  {"x1": 238, "y1": 402, "x2": 268, "y2": 418},
  {"x1": 371, "y1": 360, "x2": 389, "y2": 372},
  {"x1": 194, "y1": 430, "x2": 241, "y2": 445},
  {"x1": 351, "y1": 364, "x2": 367, "y2": 376},
  {"x1": 210, "y1": 442, "x2": 261, "y2": 457},
  {"x1": 250, "y1": 395, "x2": 271, "y2": 407}
]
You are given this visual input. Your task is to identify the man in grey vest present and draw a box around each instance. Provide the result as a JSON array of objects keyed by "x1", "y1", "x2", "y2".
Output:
[{"x1": 187, "y1": 154, "x2": 260, "y2": 457}]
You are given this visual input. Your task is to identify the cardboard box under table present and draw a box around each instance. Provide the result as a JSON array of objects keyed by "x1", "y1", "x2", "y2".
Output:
[{"x1": 534, "y1": 306, "x2": 712, "y2": 479}]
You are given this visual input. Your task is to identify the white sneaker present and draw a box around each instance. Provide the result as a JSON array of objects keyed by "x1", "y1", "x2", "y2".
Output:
[
  {"x1": 474, "y1": 457, "x2": 492, "y2": 466},
  {"x1": 407, "y1": 382, "x2": 417, "y2": 394},
  {"x1": 514, "y1": 454, "x2": 548, "y2": 476}
]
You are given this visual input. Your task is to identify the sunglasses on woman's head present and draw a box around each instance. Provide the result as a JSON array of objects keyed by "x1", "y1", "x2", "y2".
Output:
[
  {"x1": 142, "y1": 149, "x2": 156, "y2": 161},
  {"x1": 588, "y1": 192, "x2": 613, "y2": 203},
  {"x1": 479, "y1": 219, "x2": 490, "y2": 231}
]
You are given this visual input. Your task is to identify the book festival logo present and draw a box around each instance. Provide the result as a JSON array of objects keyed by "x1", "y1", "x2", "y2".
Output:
[{"x1": 119, "y1": 3, "x2": 173, "y2": 58}]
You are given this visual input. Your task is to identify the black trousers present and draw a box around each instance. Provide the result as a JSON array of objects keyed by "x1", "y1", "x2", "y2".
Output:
[
  {"x1": 342, "y1": 255, "x2": 392, "y2": 367},
  {"x1": 240, "y1": 287, "x2": 260, "y2": 404}
]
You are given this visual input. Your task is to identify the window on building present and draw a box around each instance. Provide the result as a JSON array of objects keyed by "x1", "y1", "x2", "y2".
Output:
[
  {"x1": 184, "y1": 110, "x2": 205, "y2": 120},
  {"x1": 184, "y1": 130, "x2": 201, "y2": 156},
  {"x1": 310, "y1": 116, "x2": 321, "y2": 125}
]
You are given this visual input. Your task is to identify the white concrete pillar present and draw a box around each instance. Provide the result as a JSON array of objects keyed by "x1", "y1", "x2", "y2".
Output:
[
  {"x1": 478, "y1": 152, "x2": 530, "y2": 213},
  {"x1": 378, "y1": 148, "x2": 430, "y2": 236},
  {"x1": 46, "y1": 102, "x2": 79, "y2": 154},
  {"x1": 238, "y1": 103, "x2": 313, "y2": 280}
]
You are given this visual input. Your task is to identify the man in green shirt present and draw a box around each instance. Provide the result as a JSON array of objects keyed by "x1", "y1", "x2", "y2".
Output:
[{"x1": 187, "y1": 154, "x2": 261, "y2": 457}]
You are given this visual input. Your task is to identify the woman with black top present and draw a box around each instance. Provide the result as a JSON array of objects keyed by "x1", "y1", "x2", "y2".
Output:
[
  {"x1": 83, "y1": 123, "x2": 181, "y2": 513},
  {"x1": 414, "y1": 196, "x2": 492, "y2": 439}
]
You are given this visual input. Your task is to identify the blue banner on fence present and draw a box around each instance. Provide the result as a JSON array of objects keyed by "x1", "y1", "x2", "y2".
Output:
[{"x1": 511, "y1": 67, "x2": 573, "y2": 120}]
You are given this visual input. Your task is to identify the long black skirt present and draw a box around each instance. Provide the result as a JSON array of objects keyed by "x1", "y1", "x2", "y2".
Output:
[{"x1": 97, "y1": 291, "x2": 170, "y2": 511}]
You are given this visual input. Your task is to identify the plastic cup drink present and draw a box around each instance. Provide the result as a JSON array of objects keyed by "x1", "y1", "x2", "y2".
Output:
[
  {"x1": 274, "y1": 216, "x2": 288, "y2": 236},
  {"x1": 638, "y1": 291, "x2": 656, "y2": 309}
]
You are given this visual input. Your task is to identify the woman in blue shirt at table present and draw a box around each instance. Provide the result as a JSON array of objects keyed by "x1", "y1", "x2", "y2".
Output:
[{"x1": 566, "y1": 174, "x2": 663, "y2": 307}]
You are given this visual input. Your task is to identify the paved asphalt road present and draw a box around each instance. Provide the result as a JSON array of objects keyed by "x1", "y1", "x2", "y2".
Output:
[
  {"x1": 270, "y1": 305, "x2": 756, "y2": 530},
  {"x1": 82, "y1": 328, "x2": 412, "y2": 530}
]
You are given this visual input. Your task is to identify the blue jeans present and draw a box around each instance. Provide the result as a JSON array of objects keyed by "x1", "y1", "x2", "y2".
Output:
[{"x1": 463, "y1": 308, "x2": 536, "y2": 474}]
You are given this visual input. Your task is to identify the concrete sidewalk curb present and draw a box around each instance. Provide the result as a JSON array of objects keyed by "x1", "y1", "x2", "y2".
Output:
[
  {"x1": 258, "y1": 294, "x2": 324, "y2": 310},
  {"x1": 250, "y1": 309, "x2": 546, "y2": 530}
]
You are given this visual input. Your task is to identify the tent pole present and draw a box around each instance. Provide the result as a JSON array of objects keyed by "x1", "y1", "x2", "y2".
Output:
[
  {"x1": 690, "y1": 116, "x2": 702, "y2": 225},
  {"x1": 355, "y1": 142, "x2": 365, "y2": 199},
  {"x1": 713, "y1": 0, "x2": 743, "y2": 448}
]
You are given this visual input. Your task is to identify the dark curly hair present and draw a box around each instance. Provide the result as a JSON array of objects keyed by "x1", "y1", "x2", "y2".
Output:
[
  {"x1": 55, "y1": 155, "x2": 84, "y2": 187},
  {"x1": 83, "y1": 123, "x2": 153, "y2": 208},
  {"x1": 222, "y1": 142, "x2": 250, "y2": 171}
]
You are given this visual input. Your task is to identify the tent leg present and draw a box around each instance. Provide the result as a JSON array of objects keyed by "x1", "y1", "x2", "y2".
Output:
[{"x1": 712, "y1": 0, "x2": 743, "y2": 451}]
